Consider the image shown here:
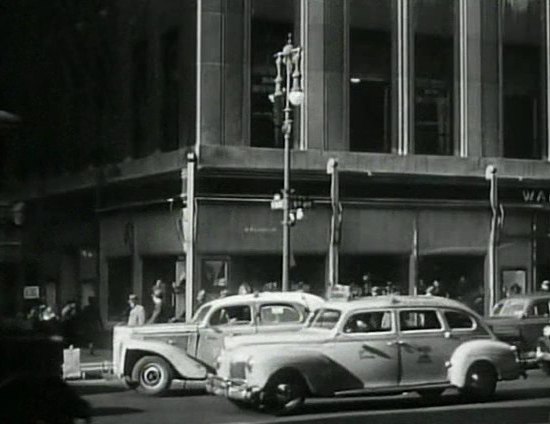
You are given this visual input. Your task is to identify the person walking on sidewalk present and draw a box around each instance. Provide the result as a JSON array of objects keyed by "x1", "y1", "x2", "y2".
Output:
[{"x1": 127, "y1": 294, "x2": 145, "y2": 326}]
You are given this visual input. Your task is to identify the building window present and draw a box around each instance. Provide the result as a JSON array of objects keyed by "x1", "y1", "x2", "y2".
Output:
[
  {"x1": 161, "y1": 29, "x2": 180, "y2": 152},
  {"x1": 349, "y1": 0, "x2": 393, "y2": 153},
  {"x1": 131, "y1": 41, "x2": 149, "y2": 158},
  {"x1": 412, "y1": 0, "x2": 455, "y2": 155},
  {"x1": 250, "y1": 0, "x2": 297, "y2": 148},
  {"x1": 502, "y1": 0, "x2": 546, "y2": 159}
]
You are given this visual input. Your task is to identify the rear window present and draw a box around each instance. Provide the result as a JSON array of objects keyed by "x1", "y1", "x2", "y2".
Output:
[
  {"x1": 444, "y1": 310, "x2": 475, "y2": 330},
  {"x1": 309, "y1": 309, "x2": 341, "y2": 329},
  {"x1": 492, "y1": 299, "x2": 527, "y2": 318},
  {"x1": 209, "y1": 305, "x2": 252, "y2": 326},
  {"x1": 529, "y1": 300, "x2": 550, "y2": 317},
  {"x1": 259, "y1": 304, "x2": 302, "y2": 324}
]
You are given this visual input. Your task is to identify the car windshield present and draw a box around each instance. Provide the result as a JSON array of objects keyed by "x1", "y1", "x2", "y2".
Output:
[
  {"x1": 492, "y1": 298, "x2": 527, "y2": 317},
  {"x1": 309, "y1": 308, "x2": 341, "y2": 329},
  {"x1": 191, "y1": 305, "x2": 212, "y2": 324}
]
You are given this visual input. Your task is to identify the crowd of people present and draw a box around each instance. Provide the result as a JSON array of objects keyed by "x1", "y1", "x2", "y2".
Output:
[{"x1": 26, "y1": 296, "x2": 103, "y2": 354}]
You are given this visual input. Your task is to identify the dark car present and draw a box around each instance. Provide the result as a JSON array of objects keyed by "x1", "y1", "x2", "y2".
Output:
[
  {"x1": 0, "y1": 319, "x2": 91, "y2": 423},
  {"x1": 486, "y1": 293, "x2": 550, "y2": 368}
]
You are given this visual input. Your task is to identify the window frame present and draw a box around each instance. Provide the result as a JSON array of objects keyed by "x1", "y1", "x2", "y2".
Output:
[
  {"x1": 207, "y1": 304, "x2": 254, "y2": 327},
  {"x1": 398, "y1": 308, "x2": 444, "y2": 333},
  {"x1": 340, "y1": 309, "x2": 396, "y2": 336},
  {"x1": 442, "y1": 308, "x2": 477, "y2": 331}
]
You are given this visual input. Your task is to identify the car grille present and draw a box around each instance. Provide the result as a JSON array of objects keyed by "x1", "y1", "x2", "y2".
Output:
[{"x1": 230, "y1": 362, "x2": 246, "y2": 379}]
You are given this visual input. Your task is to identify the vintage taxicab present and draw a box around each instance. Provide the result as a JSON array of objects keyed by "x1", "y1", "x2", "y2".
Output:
[
  {"x1": 207, "y1": 295, "x2": 522, "y2": 415},
  {"x1": 112, "y1": 291, "x2": 324, "y2": 395}
]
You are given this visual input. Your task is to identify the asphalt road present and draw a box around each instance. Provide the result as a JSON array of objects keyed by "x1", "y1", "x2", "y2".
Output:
[{"x1": 76, "y1": 370, "x2": 550, "y2": 424}]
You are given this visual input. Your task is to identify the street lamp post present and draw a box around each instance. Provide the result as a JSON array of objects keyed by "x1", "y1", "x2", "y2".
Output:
[{"x1": 272, "y1": 34, "x2": 303, "y2": 292}]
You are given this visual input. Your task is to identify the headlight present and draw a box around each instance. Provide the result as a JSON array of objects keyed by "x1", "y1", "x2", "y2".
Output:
[
  {"x1": 246, "y1": 356, "x2": 254, "y2": 373},
  {"x1": 543, "y1": 325, "x2": 550, "y2": 337}
]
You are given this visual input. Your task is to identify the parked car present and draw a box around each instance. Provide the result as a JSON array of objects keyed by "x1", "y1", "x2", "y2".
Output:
[
  {"x1": 113, "y1": 291, "x2": 324, "y2": 395},
  {"x1": 486, "y1": 293, "x2": 550, "y2": 368},
  {"x1": 207, "y1": 295, "x2": 522, "y2": 415}
]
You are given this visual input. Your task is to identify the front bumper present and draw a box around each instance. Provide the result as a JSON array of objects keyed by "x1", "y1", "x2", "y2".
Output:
[{"x1": 206, "y1": 374, "x2": 261, "y2": 403}]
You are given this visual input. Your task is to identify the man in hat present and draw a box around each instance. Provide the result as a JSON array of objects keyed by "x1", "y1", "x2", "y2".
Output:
[{"x1": 127, "y1": 294, "x2": 145, "y2": 326}]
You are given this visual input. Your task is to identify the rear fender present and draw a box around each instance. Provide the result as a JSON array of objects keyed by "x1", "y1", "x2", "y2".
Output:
[
  {"x1": 448, "y1": 339, "x2": 519, "y2": 387},
  {"x1": 124, "y1": 339, "x2": 207, "y2": 380}
]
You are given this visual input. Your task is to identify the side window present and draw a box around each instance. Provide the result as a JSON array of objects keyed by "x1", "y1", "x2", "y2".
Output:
[
  {"x1": 209, "y1": 305, "x2": 252, "y2": 326},
  {"x1": 343, "y1": 311, "x2": 393, "y2": 334},
  {"x1": 259, "y1": 304, "x2": 302, "y2": 324},
  {"x1": 444, "y1": 310, "x2": 475, "y2": 330},
  {"x1": 530, "y1": 300, "x2": 550, "y2": 317},
  {"x1": 399, "y1": 310, "x2": 442, "y2": 331}
]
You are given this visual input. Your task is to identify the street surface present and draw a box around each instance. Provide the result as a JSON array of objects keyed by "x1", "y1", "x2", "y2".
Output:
[{"x1": 76, "y1": 370, "x2": 550, "y2": 424}]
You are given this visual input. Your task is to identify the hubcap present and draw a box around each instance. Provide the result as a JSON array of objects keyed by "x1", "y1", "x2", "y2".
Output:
[{"x1": 142, "y1": 365, "x2": 162, "y2": 387}]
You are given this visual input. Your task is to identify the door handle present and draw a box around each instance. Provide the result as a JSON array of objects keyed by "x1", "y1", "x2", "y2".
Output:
[
  {"x1": 443, "y1": 331, "x2": 455, "y2": 339},
  {"x1": 386, "y1": 340, "x2": 404, "y2": 346}
]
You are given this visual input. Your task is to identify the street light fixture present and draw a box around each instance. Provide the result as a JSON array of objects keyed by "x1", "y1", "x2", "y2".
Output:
[{"x1": 272, "y1": 34, "x2": 303, "y2": 292}]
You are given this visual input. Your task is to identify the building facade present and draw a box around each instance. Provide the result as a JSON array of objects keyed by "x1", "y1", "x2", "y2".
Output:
[{"x1": 2, "y1": 0, "x2": 550, "y2": 322}]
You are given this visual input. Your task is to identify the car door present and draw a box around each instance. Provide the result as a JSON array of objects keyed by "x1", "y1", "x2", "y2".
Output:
[
  {"x1": 196, "y1": 303, "x2": 255, "y2": 367},
  {"x1": 397, "y1": 308, "x2": 458, "y2": 386},
  {"x1": 324, "y1": 309, "x2": 399, "y2": 390}
]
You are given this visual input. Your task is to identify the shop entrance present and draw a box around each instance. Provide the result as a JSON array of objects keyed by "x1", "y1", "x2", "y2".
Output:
[{"x1": 418, "y1": 255, "x2": 485, "y2": 314}]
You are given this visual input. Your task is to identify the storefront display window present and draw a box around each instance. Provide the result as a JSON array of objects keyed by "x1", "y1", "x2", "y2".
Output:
[
  {"x1": 250, "y1": 0, "x2": 297, "y2": 148},
  {"x1": 501, "y1": 268, "x2": 527, "y2": 299},
  {"x1": 349, "y1": 0, "x2": 393, "y2": 153},
  {"x1": 201, "y1": 258, "x2": 229, "y2": 301},
  {"x1": 107, "y1": 257, "x2": 132, "y2": 320},
  {"x1": 413, "y1": 0, "x2": 455, "y2": 155}
]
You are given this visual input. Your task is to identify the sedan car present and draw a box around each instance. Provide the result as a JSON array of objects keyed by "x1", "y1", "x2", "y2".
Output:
[
  {"x1": 487, "y1": 292, "x2": 550, "y2": 368},
  {"x1": 207, "y1": 295, "x2": 521, "y2": 415},
  {"x1": 113, "y1": 291, "x2": 324, "y2": 395}
]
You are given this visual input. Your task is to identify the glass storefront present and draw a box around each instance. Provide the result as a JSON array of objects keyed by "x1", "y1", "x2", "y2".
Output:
[
  {"x1": 412, "y1": 0, "x2": 455, "y2": 155},
  {"x1": 349, "y1": 0, "x2": 393, "y2": 153}
]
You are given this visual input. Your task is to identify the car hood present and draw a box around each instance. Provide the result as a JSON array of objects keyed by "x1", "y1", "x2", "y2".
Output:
[
  {"x1": 113, "y1": 322, "x2": 198, "y2": 341},
  {"x1": 224, "y1": 328, "x2": 331, "y2": 351}
]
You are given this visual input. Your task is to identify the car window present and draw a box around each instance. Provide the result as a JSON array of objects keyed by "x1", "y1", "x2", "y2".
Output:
[
  {"x1": 209, "y1": 305, "x2": 252, "y2": 326},
  {"x1": 444, "y1": 310, "x2": 475, "y2": 330},
  {"x1": 259, "y1": 304, "x2": 302, "y2": 324},
  {"x1": 492, "y1": 298, "x2": 527, "y2": 317},
  {"x1": 529, "y1": 300, "x2": 550, "y2": 317},
  {"x1": 343, "y1": 311, "x2": 393, "y2": 334},
  {"x1": 309, "y1": 309, "x2": 341, "y2": 329},
  {"x1": 191, "y1": 305, "x2": 212, "y2": 324},
  {"x1": 399, "y1": 309, "x2": 442, "y2": 331}
]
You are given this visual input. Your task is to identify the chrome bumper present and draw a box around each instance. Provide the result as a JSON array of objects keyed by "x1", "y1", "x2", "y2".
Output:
[{"x1": 206, "y1": 374, "x2": 260, "y2": 402}]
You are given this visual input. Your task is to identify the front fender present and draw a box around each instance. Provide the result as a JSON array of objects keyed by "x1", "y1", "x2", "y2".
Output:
[
  {"x1": 124, "y1": 339, "x2": 207, "y2": 380},
  {"x1": 448, "y1": 339, "x2": 520, "y2": 387},
  {"x1": 247, "y1": 350, "x2": 363, "y2": 396}
]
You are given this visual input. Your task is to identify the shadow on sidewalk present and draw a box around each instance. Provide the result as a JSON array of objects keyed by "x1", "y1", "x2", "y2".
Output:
[{"x1": 91, "y1": 406, "x2": 143, "y2": 418}]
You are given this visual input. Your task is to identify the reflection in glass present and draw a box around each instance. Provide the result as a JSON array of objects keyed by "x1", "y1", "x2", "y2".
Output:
[
  {"x1": 413, "y1": 0, "x2": 455, "y2": 155},
  {"x1": 250, "y1": 0, "x2": 296, "y2": 148},
  {"x1": 349, "y1": 0, "x2": 392, "y2": 153},
  {"x1": 502, "y1": 0, "x2": 546, "y2": 159}
]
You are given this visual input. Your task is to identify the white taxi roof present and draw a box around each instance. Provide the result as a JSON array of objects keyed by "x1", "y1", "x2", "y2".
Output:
[
  {"x1": 202, "y1": 292, "x2": 325, "y2": 310},
  {"x1": 323, "y1": 295, "x2": 474, "y2": 314}
]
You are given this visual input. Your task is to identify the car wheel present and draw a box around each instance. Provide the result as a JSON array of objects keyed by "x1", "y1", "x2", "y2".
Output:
[
  {"x1": 417, "y1": 388, "x2": 445, "y2": 402},
  {"x1": 132, "y1": 355, "x2": 173, "y2": 396},
  {"x1": 540, "y1": 360, "x2": 550, "y2": 376},
  {"x1": 262, "y1": 371, "x2": 307, "y2": 416},
  {"x1": 460, "y1": 362, "x2": 497, "y2": 401}
]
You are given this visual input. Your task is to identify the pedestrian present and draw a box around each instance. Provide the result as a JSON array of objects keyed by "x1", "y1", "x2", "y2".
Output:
[
  {"x1": 60, "y1": 300, "x2": 79, "y2": 347},
  {"x1": 147, "y1": 287, "x2": 170, "y2": 324},
  {"x1": 238, "y1": 282, "x2": 252, "y2": 295},
  {"x1": 425, "y1": 279, "x2": 441, "y2": 296},
  {"x1": 541, "y1": 280, "x2": 550, "y2": 292},
  {"x1": 79, "y1": 296, "x2": 104, "y2": 355},
  {"x1": 127, "y1": 294, "x2": 145, "y2": 326}
]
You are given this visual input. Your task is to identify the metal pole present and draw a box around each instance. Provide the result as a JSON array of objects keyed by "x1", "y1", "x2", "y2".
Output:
[
  {"x1": 487, "y1": 165, "x2": 498, "y2": 315},
  {"x1": 327, "y1": 158, "x2": 340, "y2": 289},
  {"x1": 282, "y1": 50, "x2": 293, "y2": 293},
  {"x1": 184, "y1": 153, "x2": 196, "y2": 322}
]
